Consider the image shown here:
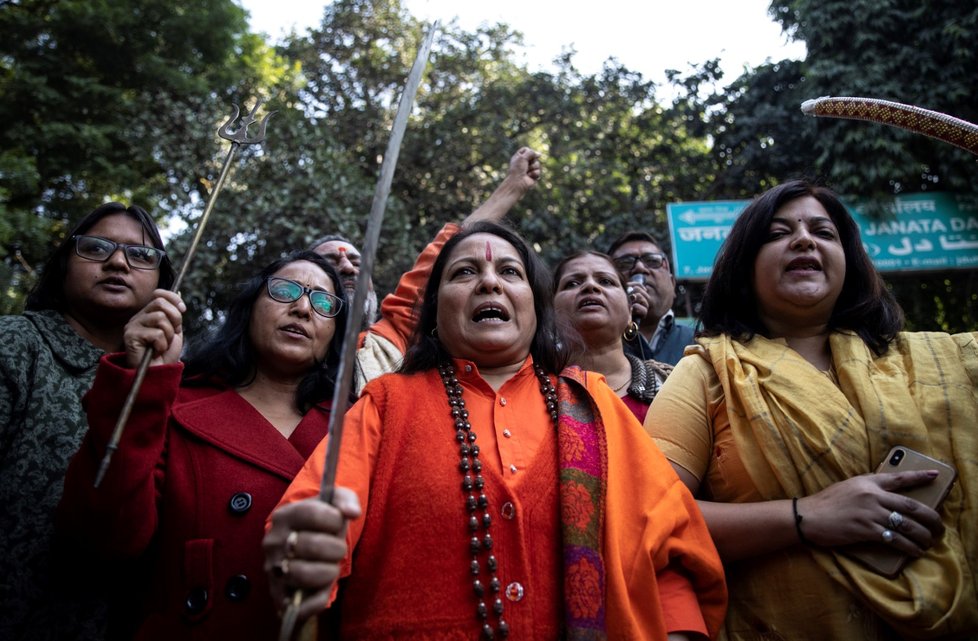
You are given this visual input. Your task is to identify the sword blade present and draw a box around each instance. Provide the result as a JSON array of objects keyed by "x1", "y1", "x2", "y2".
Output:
[
  {"x1": 276, "y1": 23, "x2": 439, "y2": 641},
  {"x1": 319, "y1": 22, "x2": 439, "y2": 502}
]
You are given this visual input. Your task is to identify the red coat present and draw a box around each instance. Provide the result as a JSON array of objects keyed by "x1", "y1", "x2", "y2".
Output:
[{"x1": 57, "y1": 354, "x2": 329, "y2": 641}]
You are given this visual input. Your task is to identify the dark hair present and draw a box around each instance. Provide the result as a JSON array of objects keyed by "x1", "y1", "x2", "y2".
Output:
[
  {"x1": 308, "y1": 234, "x2": 355, "y2": 253},
  {"x1": 553, "y1": 250, "x2": 628, "y2": 291},
  {"x1": 606, "y1": 230, "x2": 672, "y2": 272},
  {"x1": 25, "y1": 202, "x2": 175, "y2": 311},
  {"x1": 183, "y1": 251, "x2": 350, "y2": 412},
  {"x1": 699, "y1": 180, "x2": 903, "y2": 355},
  {"x1": 400, "y1": 221, "x2": 566, "y2": 375},
  {"x1": 552, "y1": 250, "x2": 629, "y2": 359}
]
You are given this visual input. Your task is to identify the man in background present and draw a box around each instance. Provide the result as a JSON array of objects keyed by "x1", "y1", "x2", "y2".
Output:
[
  {"x1": 608, "y1": 231, "x2": 694, "y2": 365},
  {"x1": 311, "y1": 147, "x2": 542, "y2": 386}
]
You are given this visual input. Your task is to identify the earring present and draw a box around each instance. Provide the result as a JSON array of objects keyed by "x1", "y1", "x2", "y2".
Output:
[
  {"x1": 623, "y1": 321, "x2": 639, "y2": 342},
  {"x1": 430, "y1": 326, "x2": 438, "y2": 338}
]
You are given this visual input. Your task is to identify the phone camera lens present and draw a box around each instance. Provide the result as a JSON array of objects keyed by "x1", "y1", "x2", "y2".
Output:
[{"x1": 889, "y1": 449, "x2": 905, "y2": 466}]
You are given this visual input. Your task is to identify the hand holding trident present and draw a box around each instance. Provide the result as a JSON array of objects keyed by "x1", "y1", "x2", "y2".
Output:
[{"x1": 94, "y1": 100, "x2": 275, "y2": 487}]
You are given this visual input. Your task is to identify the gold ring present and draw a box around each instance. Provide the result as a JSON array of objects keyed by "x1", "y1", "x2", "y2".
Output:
[{"x1": 285, "y1": 530, "x2": 299, "y2": 559}]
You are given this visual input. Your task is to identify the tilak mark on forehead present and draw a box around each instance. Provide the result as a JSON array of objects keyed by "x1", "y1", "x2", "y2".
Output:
[{"x1": 485, "y1": 240, "x2": 492, "y2": 262}]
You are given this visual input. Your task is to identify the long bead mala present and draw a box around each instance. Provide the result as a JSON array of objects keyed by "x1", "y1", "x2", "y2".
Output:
[{"x1": 438, "y1": 362, "x2": 559, "y2": 640}]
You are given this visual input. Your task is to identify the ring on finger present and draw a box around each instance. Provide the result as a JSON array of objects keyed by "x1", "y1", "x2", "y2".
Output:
[
  {"x1": 888, "y1": 511, "x2": 904, "y2": 529},
  {"x1": 273, "y1": 557, "x2": 291, "y2": 578},
  {"x1": 881, "y1": 528, "x2": 895, "y2": 544},
  {"x1": 285, "y1": 530, "x2": 299, "y2": 559}
]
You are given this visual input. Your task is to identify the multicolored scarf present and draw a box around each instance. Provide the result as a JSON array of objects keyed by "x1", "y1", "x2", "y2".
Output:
[{"x1": 556, "y1": 366, "x2": 609, "y2": 641}]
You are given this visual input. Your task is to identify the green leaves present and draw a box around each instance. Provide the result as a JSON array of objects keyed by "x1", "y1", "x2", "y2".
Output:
[{"x1": 4, "y1": 0, "x2": 973, "y2": 331}]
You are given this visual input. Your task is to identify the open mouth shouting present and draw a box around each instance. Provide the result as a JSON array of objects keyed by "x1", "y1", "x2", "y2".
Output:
[
  {"x1": 577, "y1": 296, "x2": 605, "y2": 311},
  {"x1": 472, "y1": 302, "x2": 511, "y2": 323},
  {"x1": 785, "y1": 257, "x2": 822, "y2": 272}
]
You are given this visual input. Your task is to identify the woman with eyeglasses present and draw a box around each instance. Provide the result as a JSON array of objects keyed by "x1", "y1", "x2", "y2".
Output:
[
  {"x1": 0, "y1": 202, "x2": 173, "y2": 640},
  {"x1": 57, "y1": 250, "x2": 348, "y2": 640}
]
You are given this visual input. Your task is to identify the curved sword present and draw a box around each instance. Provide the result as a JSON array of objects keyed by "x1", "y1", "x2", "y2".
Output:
[
  {"x1": 277, "y1": 22, "x2": 439, "y2": 641},
  {"x1": 801, "y1": 96, "x2": 978, "y2": 156}
]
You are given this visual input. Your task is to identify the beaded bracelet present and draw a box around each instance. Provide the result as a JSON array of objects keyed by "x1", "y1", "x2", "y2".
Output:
[{"x1": 792, "y1": 497, "x2": 813, "y2": 547}]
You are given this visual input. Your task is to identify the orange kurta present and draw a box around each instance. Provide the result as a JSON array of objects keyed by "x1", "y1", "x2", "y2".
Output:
[
  {"x1": 355, "y1": 223, "x2": 459, "y2": 386},
  {"x1": 277, "y1": 358, "x2": 727, "y2": 639}
]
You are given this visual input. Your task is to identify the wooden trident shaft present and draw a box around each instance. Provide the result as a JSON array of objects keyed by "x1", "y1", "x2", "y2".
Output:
[{"x1": 93, "y1": 101, "x2": 275, "y2": 487}]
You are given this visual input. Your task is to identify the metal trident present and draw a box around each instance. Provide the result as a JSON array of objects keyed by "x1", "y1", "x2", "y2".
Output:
[{"x1": 94, "y1": 100, "x2": 275, "y2": 487}]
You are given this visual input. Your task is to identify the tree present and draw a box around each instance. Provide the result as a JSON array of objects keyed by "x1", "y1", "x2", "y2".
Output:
[
  {"x1": 701, "y1": 0, "x2": 978, "y2": 331},
  {"x1": 0, "y1": 0, "x2": 278, "y2": 313},
  {"x1": 1, "y1": 0, "x2": 731, "y2": 332},
  {"x1": 769, "y1": 0, "x2": 978, "y2": 199},
  {"x1": 705, "y1": 58, "x2": 820, "y2": 197}
]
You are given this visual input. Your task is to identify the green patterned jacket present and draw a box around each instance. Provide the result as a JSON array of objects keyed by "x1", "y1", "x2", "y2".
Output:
[{"x1": 0, "y1": 310, "x2": 111, "y2": 641}]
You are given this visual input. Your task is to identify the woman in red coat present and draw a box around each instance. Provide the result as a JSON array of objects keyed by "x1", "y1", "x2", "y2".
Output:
[{"x1": 57, "y1": 250, "x2": 348, "y2": 640}]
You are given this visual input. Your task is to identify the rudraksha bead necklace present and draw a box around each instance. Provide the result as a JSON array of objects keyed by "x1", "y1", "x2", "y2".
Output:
[{"x1": 437, "y1": 361, "x2": 559, "y2": 640}]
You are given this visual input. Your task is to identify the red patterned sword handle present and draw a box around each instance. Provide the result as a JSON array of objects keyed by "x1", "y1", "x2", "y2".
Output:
[{"x1": 801, "y1": 96, "x2": 978, "y2": 156}]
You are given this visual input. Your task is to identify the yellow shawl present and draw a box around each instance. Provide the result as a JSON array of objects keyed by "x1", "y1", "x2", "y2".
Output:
[{"x1": 698, "y1": 331, "x2": 978, "y2": 638}]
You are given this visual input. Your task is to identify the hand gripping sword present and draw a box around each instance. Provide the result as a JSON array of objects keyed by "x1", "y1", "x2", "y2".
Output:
[
  {"x1": 276, "y1": 23, "x2": 439, "y2": 641},
  {"x1": 94, "y1": 101, "x2": 275, "y2": 487},
  {"x1": 801, "y1": 96, "x2": 978, "y2": 156}
]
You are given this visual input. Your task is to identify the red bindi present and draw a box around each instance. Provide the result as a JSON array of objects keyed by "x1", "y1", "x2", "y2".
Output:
[{"x1": 485, "y1": 241, "x2": 492, "y2": 262}]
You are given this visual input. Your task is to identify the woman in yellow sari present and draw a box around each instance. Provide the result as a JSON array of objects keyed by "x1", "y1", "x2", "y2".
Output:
[{"x1": 645, "y1": 180, "x2": 977, "y2": 640}]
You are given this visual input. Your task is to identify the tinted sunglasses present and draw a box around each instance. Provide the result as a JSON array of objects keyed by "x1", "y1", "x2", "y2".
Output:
[{"x1": 266, "y1": 277, "x2": 343, "y2": 318}]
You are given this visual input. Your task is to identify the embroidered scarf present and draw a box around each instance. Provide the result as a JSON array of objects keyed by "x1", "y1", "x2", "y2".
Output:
[{"x1": 556, "y1": 367, "x2": 609, "y2": 641}]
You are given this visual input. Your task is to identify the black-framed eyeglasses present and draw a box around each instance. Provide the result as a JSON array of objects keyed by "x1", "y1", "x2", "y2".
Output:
[
  {"x1": 266, "y1": 277, "x2": 344, "y2": 318},
  {"x1": 73, "y1": 235, "x2": 166, "y2": 270},
  {"x1": 612, "y1": 252, "x2": 668, "y2": 271}
]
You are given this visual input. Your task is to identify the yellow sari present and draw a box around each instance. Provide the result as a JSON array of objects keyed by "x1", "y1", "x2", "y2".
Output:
[{"x1": 698, "y1": 331, "x2": 978, "y2": 639}]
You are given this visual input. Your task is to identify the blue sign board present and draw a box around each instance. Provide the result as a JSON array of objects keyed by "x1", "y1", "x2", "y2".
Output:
[{"x1": 666, "y1": 192, "x2": 978, "y2": 280}]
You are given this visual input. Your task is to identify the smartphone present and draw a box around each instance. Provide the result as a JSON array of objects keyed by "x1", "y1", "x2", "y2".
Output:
[{"x1": 844, "y1": 446, "x2": 957, "y2": 578}]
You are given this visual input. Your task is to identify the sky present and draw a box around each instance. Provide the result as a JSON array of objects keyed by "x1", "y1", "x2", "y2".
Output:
[{"x1": 238, "y1": 0, "x2": 807, "y2": 89}]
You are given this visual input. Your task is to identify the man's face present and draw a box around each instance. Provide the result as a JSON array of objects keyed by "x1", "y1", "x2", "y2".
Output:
[
  {"x1": 312, "y1": 239, "x2": 370, "y2": 294},
  {"x1": 609, "y1": 239, "x2": 675, "y2": 325}
]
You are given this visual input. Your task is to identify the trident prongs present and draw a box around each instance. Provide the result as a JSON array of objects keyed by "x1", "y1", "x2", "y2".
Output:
[
  {"x1": 218, "y1": 99, "x2": 276, "y2": 145},
  {"x1": 93, "y1": 98, "x2": 274, "y2": 488}
]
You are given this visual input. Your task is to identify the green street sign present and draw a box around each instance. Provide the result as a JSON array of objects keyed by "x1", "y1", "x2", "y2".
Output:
[{"x1": 667, "y1": 192, "x2": 978, "y2": 281}]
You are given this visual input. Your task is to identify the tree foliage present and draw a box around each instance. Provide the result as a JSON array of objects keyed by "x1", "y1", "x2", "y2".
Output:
[
  {"x1": 167, "y1": 0, "x2": 719, "y2": 335},
  {"x1": 768, "y1": 0, "x2": 978, "y2": 198},
  {"x1": 706, "y1": 0, "x2": 978, "y2": 330},
  {"x1": 0, "y1": 0, "x2": 280, "y2": 313},
  {"x1": 2, "y1": 0, "x2": 974, "y2": 332}
]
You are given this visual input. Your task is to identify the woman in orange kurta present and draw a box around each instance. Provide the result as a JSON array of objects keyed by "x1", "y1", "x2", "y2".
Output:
[{"x1": 264, "y1": 222, "x2": 727, "y2": 640}]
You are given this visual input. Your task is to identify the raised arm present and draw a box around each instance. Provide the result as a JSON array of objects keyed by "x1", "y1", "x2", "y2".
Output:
[
  {"x1": 462, "y1": 146, "x2": 542, "y2": 227},
  {"x1": 357, "y1": 147, "x2": 542, "y2": 386}
]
